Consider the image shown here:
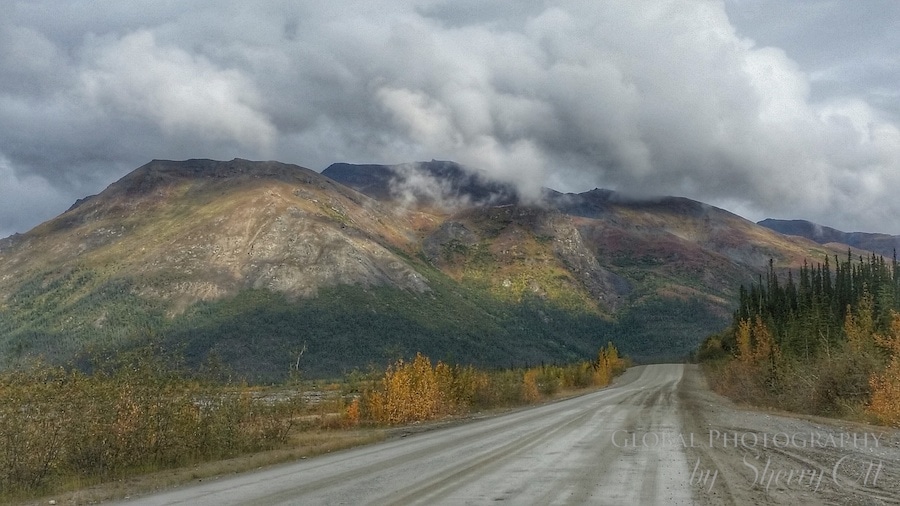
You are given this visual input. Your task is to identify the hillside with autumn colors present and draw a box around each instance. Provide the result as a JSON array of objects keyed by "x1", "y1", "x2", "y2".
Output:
[{"x1": 0, "y1": 159, "x2": 860, "y2": 380}]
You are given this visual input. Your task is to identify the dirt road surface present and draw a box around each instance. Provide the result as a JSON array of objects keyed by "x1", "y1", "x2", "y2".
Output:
[{"x1": 110, "y1": 364, "x2": 900, "y2": 505}]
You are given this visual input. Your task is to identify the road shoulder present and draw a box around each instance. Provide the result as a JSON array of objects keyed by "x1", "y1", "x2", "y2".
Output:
[{"x1": 679, "y1": 364, "x2": 900, "y2": 505}]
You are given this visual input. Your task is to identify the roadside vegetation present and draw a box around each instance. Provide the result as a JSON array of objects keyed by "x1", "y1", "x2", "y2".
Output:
[
  {"x1": 0, "y1": 343, "x2": 625, "y2": 503},
  {"x1": 356, "y1": 345, "x2": 625, "y2": 425},
  {"x1": 699, "y1": 253, "x2": 900, "y2": 426}
]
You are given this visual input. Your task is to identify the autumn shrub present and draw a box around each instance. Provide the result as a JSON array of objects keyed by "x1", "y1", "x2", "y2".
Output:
[
  {"x1": 362, "y1": 353, "x2": 491, "y2": 424},
  {"x1": 383, "y1": 353, "x2": 440, "y2": 423},
  {"x1": 869, "y1": 312, "x2": 900, "y2": 425},
  {"x1": 524, "y1": 362, "x2": 599, "y2": 397},
  {"x1": 708, "y1": 359, "x2": 765, "y2": 403},
  {"x1": 0, "y1": 346, "x2": 630, "y2": 497},
  {"x1": 869, "y1": 358, "x2": 900, "y2": 426},
  {"x1": 344, "y1": 397, "x2": 361, "y2": 426},
  {"x1": 362, "y1": 347, "x2": 627, "y2": 425},
  {"x1": 435, "y1": 362, "x2": 487, "y2": 413},
  {"x1": 0, "y1": 366, "x2": 70, "y2": 494},
  {"x1": 807, "y1": 348, "x2": 879, "y2": 415},
  {"x1": 594, "y1": 342, "x2": 626, "y2": 387},
  {"x1": 0, "y1": 358, "x2": 304, "y2": 496},
  {"x1": 521, "y1": 369, "x2": 540, "y2": 402},
  {"x1": 470, "y1": 369, "x2": 523, "y2": 408},
  {"x1": 707, "y1": 306, "x2": 895, "y2": 420},
  {"x1": 561, "y1": 361, "x2": 596, "y2": 389}
]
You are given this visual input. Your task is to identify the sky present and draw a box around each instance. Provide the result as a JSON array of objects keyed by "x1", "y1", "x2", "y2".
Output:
[{"x1": 2, "y1": 0, "x2": 899, "y2": 238}]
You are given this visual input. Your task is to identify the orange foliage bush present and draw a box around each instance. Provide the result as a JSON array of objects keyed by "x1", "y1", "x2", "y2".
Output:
[
  {"x1": 521, "y1": 370, "x2": 540, "y2": 403},
  {"x1": 344, "y1": 397, "x2": 361, "y2": 427},
  {"x1": 362, "y1": 353, "x2": 488, "y2": 424},
  {"x1": 362, "y1": 346, "x2": 627, "y2": 425},
  {"x1": 869, "y1": 312, "x2": 900, "y2": 425}
]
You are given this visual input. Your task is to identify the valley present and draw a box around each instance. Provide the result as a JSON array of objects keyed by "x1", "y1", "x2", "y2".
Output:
[{"x1": 2, "y1": 159, "x2": 899, "y2": 504}]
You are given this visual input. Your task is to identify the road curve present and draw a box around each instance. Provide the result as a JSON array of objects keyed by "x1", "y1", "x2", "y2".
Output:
[{"x1": 113, "y1": 364, "x2": 696, "y2": 505}]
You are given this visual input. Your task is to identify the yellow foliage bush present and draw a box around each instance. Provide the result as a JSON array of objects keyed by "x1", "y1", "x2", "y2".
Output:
[
  {"x1": 521, "y1": 370, "x2": 540, "y2": 402},
  {"x1": 363, "y1": 353, "x2": 483, "y2": 424},
  {"x1": 594, "y1": 342, "x2": 625, "y2": 387},
  {"x1": 344, "y1": 397, "x2": 361, "y2": 427},
  {"x1": 869, "y1": 312, "x2": 900, "y2": 425},
  {"x1": 362, "y1": 347, "x2": 627, "y2": 425}
]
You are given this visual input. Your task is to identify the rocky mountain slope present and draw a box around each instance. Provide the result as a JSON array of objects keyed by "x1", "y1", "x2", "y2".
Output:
[
  {"x1": 0, "y1": 159, "x2": 855, "y2": 379},
  {"x1": 327, "y1": 161, "x2": 848, "y2": 300}
]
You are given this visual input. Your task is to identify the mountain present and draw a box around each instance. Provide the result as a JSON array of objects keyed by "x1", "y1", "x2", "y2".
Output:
[
  {"x1": 325, "y1": 162, "x2": 854, "y2": 352},
  {"x1": 758, "y1": 219, "x2": 900, "y2": 258},
  {"x1": 0, "y1": 159, "x2": 852, "y2": 380}
]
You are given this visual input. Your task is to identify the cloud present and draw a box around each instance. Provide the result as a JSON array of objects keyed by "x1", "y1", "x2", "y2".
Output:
[
  {"x1": 0, "y1": 155, "x2": 71, "y2": 238},
  {"x1": 1, "y1": 0, "x2": 899, "y2": 235},
  {"x1": 388, "y1": 163, "x2": 472, "y2": 210},
  {"x1": 79, "y1": 30, "x2": 276, "y2": 153},
  {"x1": 352, "y1": 1, "x2": 898, "y2": 234}
]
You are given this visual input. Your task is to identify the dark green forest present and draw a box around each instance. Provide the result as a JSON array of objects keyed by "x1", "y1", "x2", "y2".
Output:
[
  {"x1": 0, "y1": 261, "x2": 724, "y2": 381},
  {"x1": 722, "y1": 252, "x2": 900, "y2": 358}
]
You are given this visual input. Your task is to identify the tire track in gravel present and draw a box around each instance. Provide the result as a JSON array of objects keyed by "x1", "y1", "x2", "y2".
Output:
[
  {"x1": 239, "y1": 402, "x2": 599, "y2": 506},
  {"x1": 374, "y1": 408, "x2": 599, "y2": 505}
]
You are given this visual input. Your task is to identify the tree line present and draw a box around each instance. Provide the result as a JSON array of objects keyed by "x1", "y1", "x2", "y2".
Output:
[
  {"x1": 732, "y1": 252, "x2": 900, "y2": 358},
  {"x1": 701, "y1": 250, "x2": 900, "y2": 425}
]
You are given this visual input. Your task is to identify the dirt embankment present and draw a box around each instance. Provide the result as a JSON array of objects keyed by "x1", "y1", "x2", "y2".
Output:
[{"x1": 680, "y1": 365, "x2": 900, "y2": 505}]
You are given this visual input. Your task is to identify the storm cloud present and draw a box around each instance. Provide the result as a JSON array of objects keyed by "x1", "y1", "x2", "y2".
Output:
[{"x1": 2, "y1": 0, "x2": 899, "y2": 237}]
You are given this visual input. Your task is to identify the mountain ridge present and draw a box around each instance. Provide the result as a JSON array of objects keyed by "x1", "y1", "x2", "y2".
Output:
[{"x1": 758, "y1": 218, "x2": 900, "y2": 258}]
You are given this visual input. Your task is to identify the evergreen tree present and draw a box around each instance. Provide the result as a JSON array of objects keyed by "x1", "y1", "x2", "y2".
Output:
[{"x1": 726, "y1": 253, "x2": 897, "y2": 359}]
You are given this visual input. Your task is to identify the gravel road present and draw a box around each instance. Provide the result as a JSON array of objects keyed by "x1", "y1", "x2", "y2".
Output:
[{"x1": 111, "y1": 364, "x2": 900, "y2": 505}]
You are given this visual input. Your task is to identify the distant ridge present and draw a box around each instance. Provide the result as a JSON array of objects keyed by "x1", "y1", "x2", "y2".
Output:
[{"x1": 759, "y1": 219, "x2": 900, "y2": 258}]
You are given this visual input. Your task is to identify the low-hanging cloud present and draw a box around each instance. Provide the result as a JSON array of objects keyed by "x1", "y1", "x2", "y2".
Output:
[{"x1": 1, "y1": 0, "x2": 899, "y2": 235}]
